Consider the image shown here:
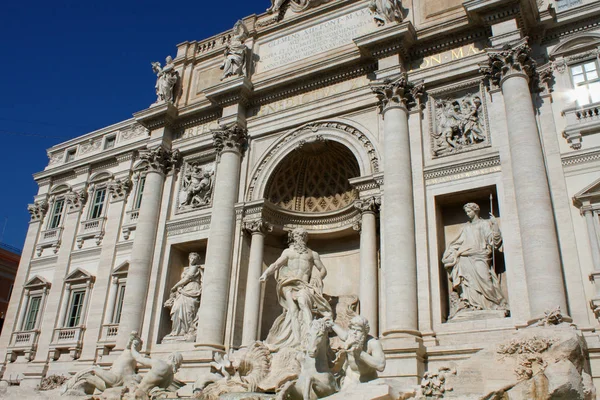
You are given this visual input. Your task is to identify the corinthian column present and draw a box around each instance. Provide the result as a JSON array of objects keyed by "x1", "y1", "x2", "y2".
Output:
[
  {"x1": 354, "y1": 197, "x2": 380, "y2": 335},
  {"x1": 116, "y1": 147, "x2": 179, "y2": 349},
  {"x1": 196, "y1": 124, "x2": 248, "y2": 349},
  {"x1": 483, "y1": 38, "x2": 567, "y2": 318},
  {"x1": 241, "y1": 219, "x2": 272, "y2": 346},
  {"x1": 371, "y1": 74, "x2": 423, "y2": 337}
]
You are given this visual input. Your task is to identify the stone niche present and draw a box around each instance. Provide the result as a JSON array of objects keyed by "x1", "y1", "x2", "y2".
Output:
[
  {"x1": 435, "y1": 186, "x2": 508, "y2": 323},
  {"x1": 259, "y1": 231, "x2": 361, "y2": 341},
  {"x1": 158, "y1": 240, "x2": 207, "y2": 343}
]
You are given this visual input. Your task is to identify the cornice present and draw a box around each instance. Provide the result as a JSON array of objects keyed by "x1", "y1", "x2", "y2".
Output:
[
  {"x1": 542, "y1": 6, "x2": 600, "y2": 44},
  {"x1": 562, "y1": 149, "x2": 600, "y2": 167},
  {"x1": 34, "y1": 141, "x2": 149, "y2": 181},
  {"x1": 166, "y1": 215, "x2": 212, "y2": 237},
  {"x1": 133, "y1": 102, "x2": 179, "y2": 130},
  {"x1": 175, "y1": 110, "x2": 221, "y2": 131},
  {"x1": 424, "y1": 154, "x2": 501, "y2": 184},
  {"x1": 409, "y1": 28, "x2": 489, "y2": 60},
  {"x1": 249, "y1": 63, "x2": 376, "y2": 107},
  {"x1": 204, "y1": 76, "x2": 254, "y2": 108},
  {"x1": 353, "y1": 21, "x2": 417, "y2": 59},
  {"x1": 45, "y1": 118, "x2": 137, "y2": 153}
]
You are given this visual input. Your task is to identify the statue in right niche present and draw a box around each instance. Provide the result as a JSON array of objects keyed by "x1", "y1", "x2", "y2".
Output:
[{"x1": 442, "y1": 202, "x2": 508, "y2": 317}]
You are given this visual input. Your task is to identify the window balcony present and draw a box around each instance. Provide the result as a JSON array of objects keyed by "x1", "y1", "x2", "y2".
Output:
[
  {"x1": 121, "y1": 210, "x2": 140, "y2": 241},
  {"x1": 562, "y1": 102, "x2": 600, "y2": 150},
  {"x1": 36, "y1": 227, "x2": 63, "y2": 256},
  {"x1": 49, "y1": 326, "x2": 85, "y2": 360},
  {"x1": 97, "y1": 323, "x2": 119, "y2": 345},
  {"x1": 76, "y1": 217, "x2": 106, "y2": 248},
  {"x1": 6, "y1": 330, "x2": 40, "y2": 362}
]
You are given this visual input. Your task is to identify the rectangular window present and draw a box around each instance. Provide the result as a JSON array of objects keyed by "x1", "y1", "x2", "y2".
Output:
[
  {"x1": 112, "y1": 284, "x2": 126, "y2": 324},
  {"x1": 66, "y1": 290, "x2": 85, "y2": 328},
  {"x1": 571, "y1": 60, "x2": 600, "y2": 106},
  {"x1": 65, "y1": 149, "x2": 76, "y2": 162},
  {"x1": 134, "y1": 177, "x2": 146, "y2": 210},
  {"x1": 90, "y1": 188, "x2": 107, "y2": 219},
  {"x1": 104, "y1": 136, "x2": 116, "y2": 150},
  {"x1": 49, "y1": 199, "x2": 65, "y2": 229},
  {"x1": 24, "y1": 296, "x2": 42, "y2": 331}
]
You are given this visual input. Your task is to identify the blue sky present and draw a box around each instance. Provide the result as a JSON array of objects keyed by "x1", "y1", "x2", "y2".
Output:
[{"x1": 0, "y1": 1, "x2": 264, "y2": 250}]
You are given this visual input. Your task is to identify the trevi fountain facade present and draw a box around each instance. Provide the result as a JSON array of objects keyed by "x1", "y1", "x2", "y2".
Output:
[{"x1": 2, "y1": 0, "x2": 600, "y2": 398}]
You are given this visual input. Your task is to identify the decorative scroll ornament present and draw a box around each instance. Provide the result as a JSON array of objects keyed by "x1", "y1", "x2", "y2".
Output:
[
  {"x1": 371, "y1": 73, "x2": 425, "y2": 113},
  {"x1": 369, "y1": 0, "x2": 403, "y2": 26},
  {"x1": 151, "y1": 56, "x2": 179, "y2": 104},
  {"x1": 64, "y1": 189, "x2": 88, "y2": 212},
  {"x1": 212, "y1": 124, "x2": 248, "y2": 157},
  {"x1": 139, "y1": 147, "x2": 181, "y2": 174},
  {"x1": 268, "y1": 0, "x2": 332, "y2": 14},
  {"x1": 178, "y1": 163, "x2": 215, "y2": 210},
  {"x1": 221, "y1": 21, "x2": 249, "y2": 80},
  {"x1": 243, "y1": 219, "x2": 273, "y2": 235},
  {"x1": 481, "y1": 38, "x2": 537, "y2": 88},
  {"x1": 107, "y1": 178, "x2": 133, "y2": 202},
  {"x1": 28, "y1": 200, "x2": 48, "y2": 222},
  {"x1": 354, "y1": 196, "x2": 381, "y2": 213}
]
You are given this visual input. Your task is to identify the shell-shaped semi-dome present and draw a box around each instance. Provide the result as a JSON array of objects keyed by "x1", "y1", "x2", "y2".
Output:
[{"x1": 264, "y1": 140, "x2": 360, "y2": 213}]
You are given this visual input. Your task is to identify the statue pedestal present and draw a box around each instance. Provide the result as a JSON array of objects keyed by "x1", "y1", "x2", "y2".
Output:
[
  {"x1": 448, "y1": 309, "x2": 509, "y2": 323},
  {"x1": 161, "y1": 335, "x2": 195, "y2": 344}
]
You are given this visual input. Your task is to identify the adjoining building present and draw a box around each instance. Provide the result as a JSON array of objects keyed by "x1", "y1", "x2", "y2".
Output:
[
  {"x1": 1, "y1": 0, "x2": 600, "y2": 392},
  {"x1": 0, "y1": 243, "x2": 20, "y2": 334}
]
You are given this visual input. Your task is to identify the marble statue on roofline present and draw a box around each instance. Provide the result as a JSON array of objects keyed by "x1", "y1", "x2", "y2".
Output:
[
  {"x1": 369, "y1": 0, "x2": 404, "y2": 26},
  {"x1": 151, "y1": 56, "x2": 178, "y2": 104},
  {"x1": 220, "y1": 21, "x2": 249, "y2": 80}
]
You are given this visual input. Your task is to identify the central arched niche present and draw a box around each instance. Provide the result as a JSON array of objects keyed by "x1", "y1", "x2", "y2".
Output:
[{"x1": 264, "y1": 140, "x2": 360, "y2": 213}]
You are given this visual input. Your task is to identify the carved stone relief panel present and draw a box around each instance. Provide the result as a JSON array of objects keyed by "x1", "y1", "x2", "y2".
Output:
[
  {"x1": 429, "y1": 83, "x2": 490, "y2": 158},
  {"x1": 176, "y1": 160, "x2": 216, "y2": 213}
]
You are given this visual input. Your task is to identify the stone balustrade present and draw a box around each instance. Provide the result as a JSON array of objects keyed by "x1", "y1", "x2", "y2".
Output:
[{"x1": 562, "y1": 102, "x2": 600, "y2": 150}]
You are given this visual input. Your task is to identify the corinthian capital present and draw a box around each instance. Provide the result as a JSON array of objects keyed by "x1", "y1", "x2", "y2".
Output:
[
  {"x1": 212, "y1": 124, "x2": 248, "y2": 158},
  {"x1": 354, "y1": 197, "x2": 381, "y2": 213},
  {"x1": 107, "y1": 178, "x2": 133, "y2": 202},
  {"x1": 65, "y1": 189, "x2": 88, "y2": 212},
  {"x1": 28, "y1": 200, "x2": 48, "y2": 222},
  {"x1": 371, "y1": 73, "x2": 424, "y2": 114},
  {"x1": 243, "y1": 219, "x2": 273, "y2": 235},
  {"x1": 139, "y1": 147, "x2": 181, "y2": 174},
  {"x1": 481, "y1": 38, "x2": 537, "y2": 87}
]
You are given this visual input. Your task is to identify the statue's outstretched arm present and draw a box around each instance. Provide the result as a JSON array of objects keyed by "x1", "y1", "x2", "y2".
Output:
[
  {"x1": 131, "y1": 345, "x2": 154, "y2": 369},
  {"x1": 260, "y1": 251, "x2": 288, "y2": 281},
  {"x1": 327, "y1": 321, "x2": 348, "y2": 341}
]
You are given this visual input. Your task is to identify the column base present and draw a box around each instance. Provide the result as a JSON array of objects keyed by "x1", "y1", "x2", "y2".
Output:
[
  {"x1": 194, "y1": 342, "x2": 226, "y2": 351},
  {"x1": 382, "y1": 329, "x2": 422, "y2": 338},
  {"x1": 380, "y1": 335, "x2": 425, "y2": 387}
]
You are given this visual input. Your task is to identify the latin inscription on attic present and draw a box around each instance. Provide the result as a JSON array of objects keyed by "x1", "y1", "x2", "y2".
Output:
[{"x1": 257, "y1": 8, "x2": 375, "y2": 73}]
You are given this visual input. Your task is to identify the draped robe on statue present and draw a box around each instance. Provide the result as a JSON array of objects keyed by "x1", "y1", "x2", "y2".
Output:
[
  {"x1": 442, "y1": 218, "x2": 507, "y2": 311},
  {"x1": 265, "y1": 270, "x2": 332, "y2": 351},
  {"x1": 167, "y1": 267, "x2": 202, "y2": 337}
]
